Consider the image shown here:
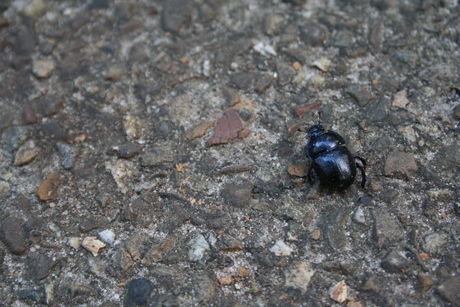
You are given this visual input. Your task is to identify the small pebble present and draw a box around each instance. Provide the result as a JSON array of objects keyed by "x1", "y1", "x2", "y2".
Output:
[
  {"x1": 26, "y1": 253, "x2": 56, "y2": 280},
  {"x1": 186, "y1": 121, "x2": 215, "y2": 141},
  {"x1": 285, "y1": 261, "x2": 315, "y2": 292},
  {"x1": 188, "y1": 233, "x2": 210, "y2": 262},
  {"x1": 330, "y1": 280, "x2": 348, "y2": 304},
  {"x1": 37, "y1": 173, "x2": 61, "y2": 201},
  {"x1": 311, "y1": 229, "x2": 321, "y2": 240},
  {"x1": 292, "y1": 61, "x2": 302, "y2": 71},
  {"x1": 422, "y1": 232, "x2": 449, "y2": 255},
  {"x1": 288, "y1": 164, "x2": 308, "y2": 177},
  {"x1": 0, "y1": 181, "x2": 11, "y2": 196},
  {"x1": 269, "y1": 240, "x2": 294, "y2": 256},
  {"x1": 32, "y1": 59, "x2": 56, "y2": 78},
  {"x1": 114, "y1": 143, "x2": 141, "y2": 159},
  {"x1": 15, "y1": 141, "x2": 40, "y2": 166},
  {"x1": 140, "y1": 146, "x2": 175, "y2": 166},
  {"x1": 82, "y1": 237, "x2": 106, "y2": 257},
  {"x1": 123, "y1": 115, "x2": 144, "y2": 140},
  {"x1": 311, "y1": 57, "x2": 332, "y2": 72},
  {"x1": 392, "y1": 90, "x2": 410, "y2": 109},
  {"x1": 68, "y1": 237, "x2": 83, "y2": 250},
  {"x1": 57, "y1": 143, "x2": 76, "y2": 169},
  {"x1": 353, "y1": 208, "x2": 366, "y2": 224},
  {"x1": 23, "y1": 105, "x2": 37, "y2": 124},
  {"x1": 380, "y1": 250, "x2": 412, "y2": 273},
  {"x1": 253, "y1": 41, "x2": 277, "y2": 57},
  {"x1": 98, "y1": 229, "x2": 116, "y2": 246},
  {"x1": 22, "y1": 0, "x2": 47, "y2": 17}
]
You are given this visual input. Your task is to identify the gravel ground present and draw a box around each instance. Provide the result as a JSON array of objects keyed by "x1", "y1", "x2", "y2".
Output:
[{"x1": 1, "y1": 0, "x2": 460, "y2": 306}]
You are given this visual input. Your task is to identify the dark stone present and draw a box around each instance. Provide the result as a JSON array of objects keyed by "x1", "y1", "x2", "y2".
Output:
[
  {"x1": 384, "y1": 151, "x2": 418, "y2": 180},
  {"x1": 393, "y1": 51, "x2": 419, "y2": 68},
  {"x1": 299, "y1": 23, "x2": 327, "y2": 46},
  {"x1": 371, "y1": 207, "x2": 404, "y2": 249},
  {"x1": 221, "y1": 86, "x2": 240, "y2": 106},
  {"x1": 332, "y1": 30, "x2": 354, "y2": 48},
  {"x1": 19, "y1": 289, "x2": 43, "y2": 303},
  {"x1": 39, "y1": 40, "x2": 54, "y2": 55},
  {"x1": 26, "y1": 253, "x2": 56, "y2": 280},
  {"x1": 358, "y1": 195, "x2": 373, "y2": 205},
  {"x1": 378, "y1": 189, "x2": 399, "y2": 204},
  {"x1": 0, "y1": 107, "x2": 15, "y2": 129},
  {"x1": 282, "y1": 0, "x2": 306, "y2": 4},
  {"x1": 344, "y1": 84, "x2": 374, "y2": 107},
  {"x1": 386, "y1": 109, "x2": 418, "y2": 126},
  {"x1": 197, "y1": 1, "x2": 218, "y2": 23},
  {"x1": 453, "y1": 104, "x2": 460, "y2": 120},
  {"x1": 88, "y1": 0, "x2": 109, "y2": 10},
  {"x1": 2, "y1": 126, "x2": 30, "y2": 152},
  {"x1": 140, "y1": 146, "x2": 175, "y2": 167},
  {"x1": 433, "y1": 144, "x2": 460, "y2": 171},
  {"x1": 57, "y1": 143, "x2": 76, "y2": 169},
  {"x1": 220, "y1": 179, "x2": 254, "y2": 208},
  {"x1": 116, "y1": 143, "x2": 141, "y2": 159},
  {"x1": 161, "y1": 0, "x2": 192, "y2": 33},
  {"x1": 279, "y1": 24, "x2": 298, "y2": 44},
  {"x1": 437, "y1": 275, "x2": 460, "y2": 305},
  {"x1": 237, "y1": 109, "x2": 251, "y2": 122},
  {"x1": 23, "y1": 105, "x2": 37, "y2": 124},
  {"x1": 37, "y1": 95, "x2": 64, "y2": 117},
  {"x1": 369, "y1": 22, "x2": 383, "y2": 53},
  {"x1": 69, "y1": 12, "x2": 90, "y2": 31},
  {"x1": 190, "y1": 271, "x2": 218, "y2": 303},
  {"x1": 78, "y1": 217, "x2": 100, "y2": 233},
  {"x1": 0, "y1": 217, "x2": 27, "y2": 255},
  {"x1": 255, "y1": 73, "x2": 274, "y2": 93},
  {"x1": 123, "y1": 198, "x2": 156, "y2": 227},
  {"x1": 321, "y1": 207, "x2": 351, "y2": 250},
  {"x1": 0, "y1": 0, "x2": 10, "y2": 13},
  {"x1": 203, "y1": 213, "x2": 231, "y2": 230},
  {"x1": 15, "y1": 17, "x2": 36, "y2": 56},
  {"x1": 157, "y1": 120, "x2": 176, "y2": 139},
  {"x1": 229, "y1": 72, "x2": 257, "y2": 90},
  {"x1": 381, "y1": 250, "x2": 412, "y2": 273},
  {"x1": 365, "y1": 97, "x2": 390, "y2": 123},
  {"x1": 39, "y1": 122, "x2": 66, "y2": 141},
  {"x1": 151, "y1": 294, "x2": 179, "y2": 307},
  {"x1": 276, "y1": 62, "x2": 295, "y2": 86},
  {"x1": 215, "y1": 38, "x2": 252, "y2": 65},
  {"x1": 124, "y1": 278, "x2": 153, "y2": 307}
]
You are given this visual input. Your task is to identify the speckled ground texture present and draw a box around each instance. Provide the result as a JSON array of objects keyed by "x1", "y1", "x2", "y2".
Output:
[{"x1": 1, "y1": 0, "x2": 460, "y2": 306}]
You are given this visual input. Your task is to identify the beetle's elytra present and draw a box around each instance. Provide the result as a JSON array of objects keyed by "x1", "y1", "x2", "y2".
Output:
[{"x1": 306, "y1": 124, "x2": 366, "y2": 191}]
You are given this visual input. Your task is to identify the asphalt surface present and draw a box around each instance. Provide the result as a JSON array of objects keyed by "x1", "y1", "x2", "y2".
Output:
[{"x1": 1, "y1": 0, "x2": 460, "y2": 306}]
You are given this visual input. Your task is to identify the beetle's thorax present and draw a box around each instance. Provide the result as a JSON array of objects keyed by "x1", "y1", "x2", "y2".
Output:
[{"x1": 307, "y1": 130, "x2": 346, "y2": 159}]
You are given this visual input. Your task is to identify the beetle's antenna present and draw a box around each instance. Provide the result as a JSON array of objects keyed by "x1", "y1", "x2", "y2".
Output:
[{"x1": 317, "y1": 110, "x2": 322, "y2": 125}]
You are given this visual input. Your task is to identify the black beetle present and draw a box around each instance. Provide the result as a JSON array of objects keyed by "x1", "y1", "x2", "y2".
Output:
[{"x1": 306, "y1": 124, "x2": 366, "y2": 190}]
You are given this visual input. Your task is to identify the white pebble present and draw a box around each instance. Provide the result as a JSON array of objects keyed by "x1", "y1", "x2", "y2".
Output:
[
  {"x1": 98, "y1": 229, "x2": 116, "y2": 246},
  {"x1": 269, "y1": 240, "x2": 294, "y2": 256}
]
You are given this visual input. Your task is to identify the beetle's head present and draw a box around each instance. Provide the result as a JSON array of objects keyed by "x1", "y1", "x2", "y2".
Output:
[{"x1": 307, "y1": 124, "x2": 325, "y2": 138}]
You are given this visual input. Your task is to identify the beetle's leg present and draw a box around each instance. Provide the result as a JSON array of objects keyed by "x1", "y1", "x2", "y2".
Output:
[
  {"x1": 354, "y1": 156, "x2": 366, "y2": 188},
  {"x1": 307, "y1": 165, "x2": 314, "y2": 185},
  {"x1": 354, "y1": 156, "x2": 366, "y2": 168}
]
